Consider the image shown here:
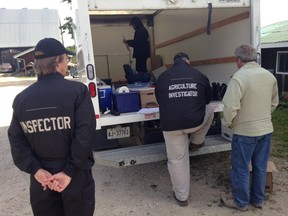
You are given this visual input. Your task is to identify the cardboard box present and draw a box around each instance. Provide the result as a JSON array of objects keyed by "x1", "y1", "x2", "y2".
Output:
[
  {"x1": 138, "y1": 89, "x2": 158, "y2": 108},
  {"x1": 150, "y1": 55, "x2": 163, "y2": 71},
  {"x1": 129, "y1": 87, "x2": 158, "y2": 108},
  {"x1": 112, "y1": 92, "x2": 140, "y2": 113},
  {"x1": 249, "y1": 161, "x2": 277, "y2": 192},
  {"x1": 152, "y1": 66, "x2": 167, "y2": 80}
]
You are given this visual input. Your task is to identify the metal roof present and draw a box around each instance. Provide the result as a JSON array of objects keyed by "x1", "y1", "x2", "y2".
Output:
[
  {"x1": 13, "y1": 47, "x2": 35, "y2": 58},
  {"x1": 261, "y1": 20, "x2": 288, "y2": 45},
  {"x1": 0, "y1": 9, "x2": 60, "y2": 48}
]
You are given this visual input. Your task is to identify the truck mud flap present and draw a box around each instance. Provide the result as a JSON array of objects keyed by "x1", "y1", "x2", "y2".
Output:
[{"x1": 94, "y1": 135, "x2": 231, "y2": 167}]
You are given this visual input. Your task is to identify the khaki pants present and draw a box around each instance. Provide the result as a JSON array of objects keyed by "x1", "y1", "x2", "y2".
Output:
[{"x1": 163, "y1": 104, "x2": 214, "y2": 201}]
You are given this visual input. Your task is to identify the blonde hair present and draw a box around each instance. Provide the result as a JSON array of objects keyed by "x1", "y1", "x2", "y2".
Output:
[{"x1": 34, "y1": 54, "x2": 65, "y2": 76}]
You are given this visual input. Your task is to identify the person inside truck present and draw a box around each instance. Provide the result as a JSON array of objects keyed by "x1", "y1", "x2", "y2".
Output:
[
  {"x1": 155, "y1": 52, "x2": 214, "y2": 207},
  {"x1": 220, "y1": 44, "x2": 279, "y2": 211},
  {"x1": 8, "y1": 38, "x2": 96, "y2": 216},
  {"x1": 123, "y1": 16, "x2": 150, "y2": 73}
]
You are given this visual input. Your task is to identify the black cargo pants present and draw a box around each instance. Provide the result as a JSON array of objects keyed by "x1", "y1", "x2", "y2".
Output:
[{"x1": 30, "y1": 169, "x2": 95, "y2": 216}]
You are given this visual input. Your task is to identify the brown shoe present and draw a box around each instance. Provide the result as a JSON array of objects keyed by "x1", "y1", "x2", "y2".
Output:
[
  {"x1": 220, "y1": 196, "x2": 248, "y2": 212},
  {"x1": 173, "y1": 192, "x2": 188, "y2": 207},
  {"x1": 189, "y1": 142, "x2": 204, "y2": 151},
  {"x1": 251, "y1": 202, "x2": 263, "y2": 209}
]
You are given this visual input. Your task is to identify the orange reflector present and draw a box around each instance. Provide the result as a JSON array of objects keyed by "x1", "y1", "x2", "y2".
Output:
[{"x1": 88, "y1": 82, "x2": 96, "y2": 97}]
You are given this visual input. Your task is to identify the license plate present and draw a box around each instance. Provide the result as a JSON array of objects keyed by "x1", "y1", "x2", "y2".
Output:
[{"x1": 107, "y1": 126, "x2": 130, "y2": 140}]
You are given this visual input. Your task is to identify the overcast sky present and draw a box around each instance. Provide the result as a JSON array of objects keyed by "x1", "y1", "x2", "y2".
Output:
[
  {"x1": 260, "y1": 0, "x2": 288, "y2": 26},
  {"x1": 1, "y1": 0, "x2": 287, "y2": 25},
  {"x1": 0, "y1": 0, "x2": 287, "y2": 45}
]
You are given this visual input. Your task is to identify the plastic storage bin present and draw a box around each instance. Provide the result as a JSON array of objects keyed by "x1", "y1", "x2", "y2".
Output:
[{"x1": 112, "y1": 92, "x2": 140, "y2": 113}]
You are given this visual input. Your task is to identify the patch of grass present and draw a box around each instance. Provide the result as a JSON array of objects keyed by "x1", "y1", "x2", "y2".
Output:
[{"x1": 271, "y1": 103, "x2": 288, "y2": 158}]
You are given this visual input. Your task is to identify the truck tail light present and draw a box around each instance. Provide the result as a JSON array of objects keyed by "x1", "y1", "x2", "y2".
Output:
[
  {"x1": 89, "y1": 82, "x2": 96, "y2": 97},
  {"x1": 86, "y1": 64, "x2": 95, "y2": 80}
]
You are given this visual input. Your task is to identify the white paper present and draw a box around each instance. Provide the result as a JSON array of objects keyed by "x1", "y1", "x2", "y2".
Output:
[{"x1": 137, "y1": 108, "x2": 159, "y2": 114}]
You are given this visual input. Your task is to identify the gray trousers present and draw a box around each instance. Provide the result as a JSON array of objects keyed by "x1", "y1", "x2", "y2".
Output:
[{"x1": 163, "y1": 104, "x2": 214, "y2": 201}]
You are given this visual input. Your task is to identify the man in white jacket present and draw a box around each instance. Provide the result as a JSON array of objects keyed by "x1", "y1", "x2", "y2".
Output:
[{"x1": 221, "y1": 44, "x2": 279, "y2": 211}]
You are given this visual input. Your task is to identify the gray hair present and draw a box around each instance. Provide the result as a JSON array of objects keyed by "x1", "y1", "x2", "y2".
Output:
[
  {"x1": 34, "y1": 54, "x2": 65, "y2": 76},
  {"x1": 234, "y1": 44, "x2": 257, "y2": 62}
]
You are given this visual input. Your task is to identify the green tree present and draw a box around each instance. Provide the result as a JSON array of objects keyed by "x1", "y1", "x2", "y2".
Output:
[
  {"x1": 60, "y1": 0, "x2": 75, "y2": 63},
  {"x1": 60, "y1": 17, "x2": 74, "y2": 40},
  {"x1": 59, "y1": 0, "x2": 73, "y2": 40},
  {"x1": 66, "y1": 45, "x2": 76, "y2": 63}
]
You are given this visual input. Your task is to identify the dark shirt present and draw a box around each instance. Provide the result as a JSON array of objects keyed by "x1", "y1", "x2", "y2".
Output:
[
  {"x1": 8, "y1": 73, "x2": 96, "y2": 177},
  {"x1": 155, "y1": 60, "x2": 212, "y2": 131},
  {"x1": 127, "y1": 26, "x2": 150, "y2": 59}
]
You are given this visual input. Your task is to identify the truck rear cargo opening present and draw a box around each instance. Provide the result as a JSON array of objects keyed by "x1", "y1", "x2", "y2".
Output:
[{"x1": 71, "y1": 0, "x2": 260, "y2": 167}]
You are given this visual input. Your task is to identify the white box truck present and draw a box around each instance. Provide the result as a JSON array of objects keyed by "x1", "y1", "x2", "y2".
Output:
[{"x1": 71, "y1": 0, "x2": 261, "y2": 167}]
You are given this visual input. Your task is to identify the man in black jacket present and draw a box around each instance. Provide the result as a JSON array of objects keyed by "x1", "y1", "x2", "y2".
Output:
[
  {"x1": 155, "y1": 52, "x2": 214, "y2": 207},
  {"x1": 123, "y1": 16, "x2": 150, "y2": 72},
  {"x1": 8, "y1": 38, "x2": 96, "y2": 216}
]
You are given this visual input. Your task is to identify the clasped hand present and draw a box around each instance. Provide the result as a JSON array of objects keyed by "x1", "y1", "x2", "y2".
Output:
[{"x1": 34, "y1": 168, "x2": 71, "y2": 192}]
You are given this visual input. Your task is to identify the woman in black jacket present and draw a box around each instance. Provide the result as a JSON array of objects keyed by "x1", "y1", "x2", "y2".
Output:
[{"x1": 123, "y1": 17, "x2": 150, "y2": 72}]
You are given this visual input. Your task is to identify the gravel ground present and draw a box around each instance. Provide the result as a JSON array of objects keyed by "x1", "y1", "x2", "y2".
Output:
[{"x1": 1, "y1": 76, "x2": 288, "y2": 216}]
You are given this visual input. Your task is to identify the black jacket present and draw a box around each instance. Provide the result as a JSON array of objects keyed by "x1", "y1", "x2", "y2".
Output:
[
  {"x1": 155, "y1": 60, "x2": 212, "y2": 131},
  {"x1": 8, "y1": 73, "x2": 96, "y2": 177},
  {"x1": 127, "y1": 25, "x2": 150, "y2": 59}
]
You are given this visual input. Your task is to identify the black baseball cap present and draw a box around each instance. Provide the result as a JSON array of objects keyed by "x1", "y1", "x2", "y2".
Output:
[
  {"x1": 173, "y1": 52, "x2": 190, "y2": 61},
  {"x1": 34, "y1": 38, "x2": 75, "y2": 59}
]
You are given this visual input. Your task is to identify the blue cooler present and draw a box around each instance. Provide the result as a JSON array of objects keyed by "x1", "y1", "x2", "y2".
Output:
[{"x1": 98, "y1": 85, "x2": 112, "y2": 112}]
